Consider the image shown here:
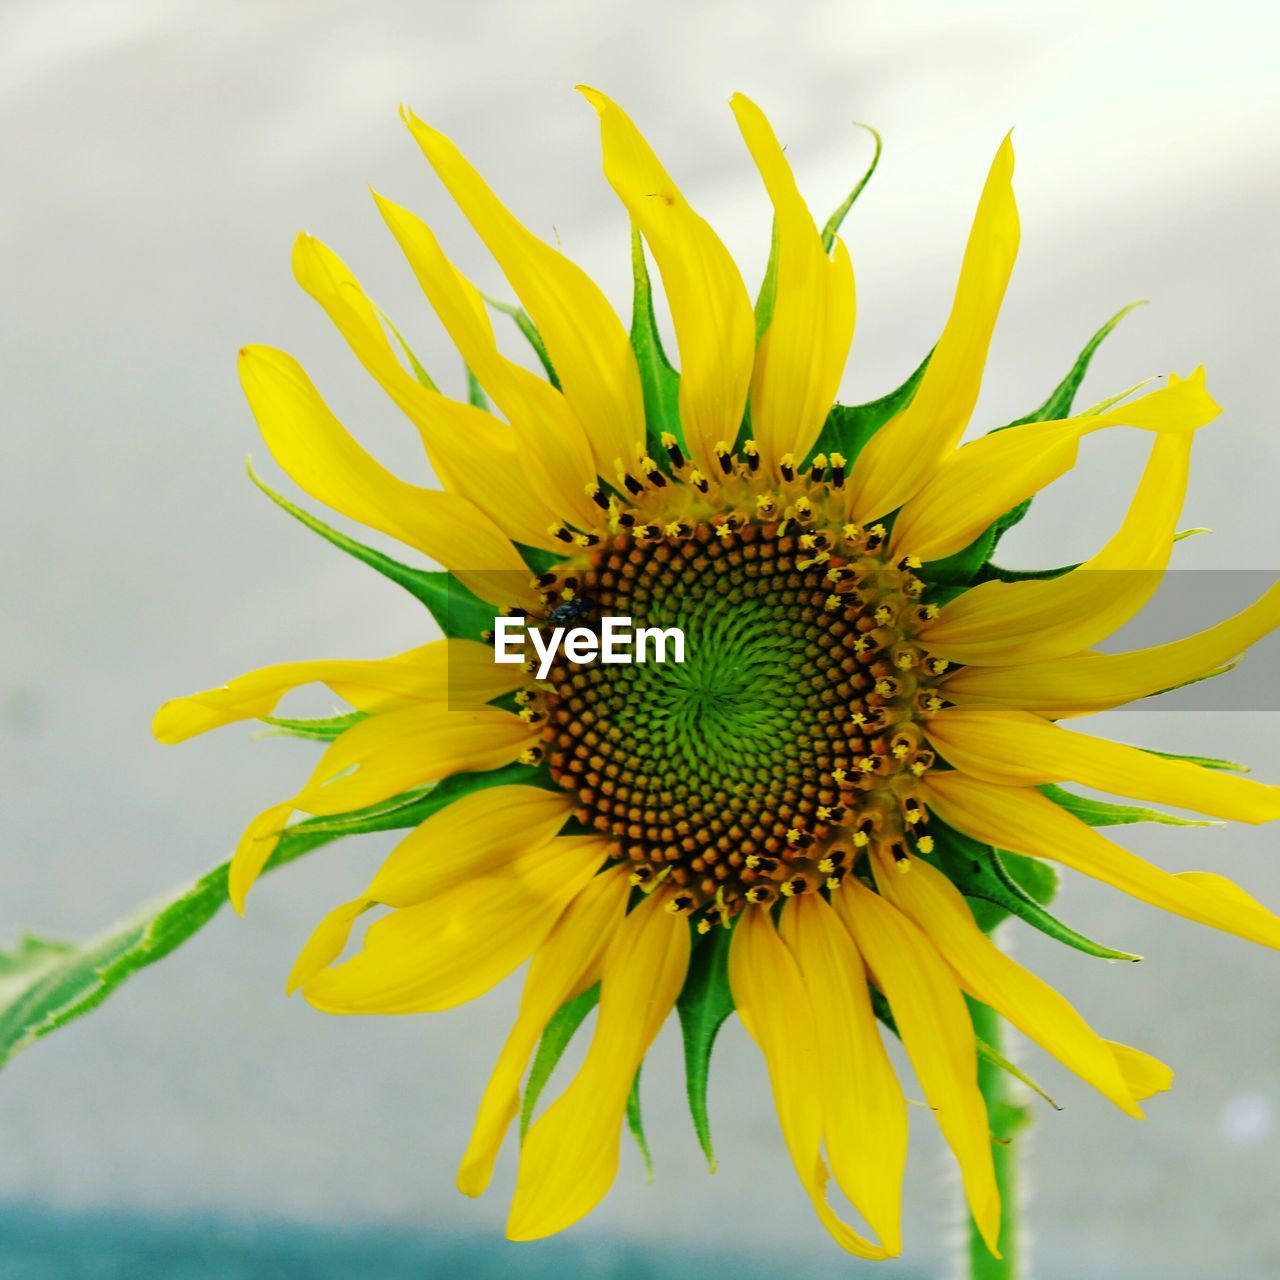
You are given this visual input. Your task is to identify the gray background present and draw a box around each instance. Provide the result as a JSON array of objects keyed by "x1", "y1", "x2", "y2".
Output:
[{"x1": 3, "y1": 0, "x2": 1280, "y2": 1276}]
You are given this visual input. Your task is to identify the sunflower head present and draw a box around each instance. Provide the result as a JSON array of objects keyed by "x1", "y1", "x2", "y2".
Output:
[{"x1": 155, "y1": 87, "x2": 1280, "y2": 1264}]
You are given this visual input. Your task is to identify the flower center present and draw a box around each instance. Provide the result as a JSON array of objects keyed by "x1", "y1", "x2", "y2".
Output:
[{"x1": 525, "y1": 475, "x2": 949, "y2": 927}]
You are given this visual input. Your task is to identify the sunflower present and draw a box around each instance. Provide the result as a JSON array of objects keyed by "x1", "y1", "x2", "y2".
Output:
[{"x1": 154, "y1": 89, "x2": 1280, "y2": 1261}]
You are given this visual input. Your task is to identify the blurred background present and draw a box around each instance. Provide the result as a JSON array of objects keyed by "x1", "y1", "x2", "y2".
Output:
[{"x1": 3, "y1": 0, "x2": 1280, "y2": 1276}]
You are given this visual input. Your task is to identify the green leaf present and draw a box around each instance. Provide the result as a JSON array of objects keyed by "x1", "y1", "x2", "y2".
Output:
[
  {"x1": 485, "y1": 296, "x2": 560, "y2": 389},
  {"x1": 465, "y1": 365, "x2": 490, "y2": 411},
  {"x1": 0, "y1": 763, "x2": 544, "y2": 1074},
  {"x1": 376, "y1": 307, "x2": 439, "y2": 391},
  {"x1": 754, "y1": 218, "x2": 780, "y2": 341},
  {"x1": 1002, "y1": 849, "x2": 1059, "y2": 906},
  {"x1": 1007, "y1": 302, "x2": 1146, "y2": 430},
  {"x1": 923, "y1": 526, "x2": 1001, "y2": 598},
  {"x1": 626, "y1": 1065, "x2": 655, "y2": 1183},
  {"x1": 515, "y1": 542, "x2": 565, "y2": 578},
  {"x1": 974, "y1": 559, "x2": 1080, "y2": 585},
  {"x1": 869, "y1": 985, "x2": 897, "y2": 1037},
  {"x1": 974, "y1": 1031, "x2": 1061, "y2": 1112},
  {"x1": 869, "y1": 934, "x2": 1065, "y2": 1122},
  {"x1": 1143, "y1": 661, "x2": 1242, "y2": 703},
  {"x1": 521, "y1": 984, "x2": 599, "y2": 1137},
  {"x1": 977, "y1": 303, "x2": 1144, "y2": 557},
  {"x1": 675, "y1": 921, "x2": 736, "y2": 1172},
  {"x1": 258, "y1": 711, "x2": 368, "y2": 742},
  {"x1": 804, "y1": 348, "x2": 932, "y2": 471},
  {"x1": 248, "y1": 463, "x2": 495, "y2": 639},
  {"x1": 1042, "y1": 783, "x2": 1214, "y2": 827},
  {"x1": 630, "y1": 226, "x2": 683, "y2": 462},
  {"x1": 821, "y1": 123, "x2": 883, "y2": 252},
  {"x1": 928, "y1": 818, "x2": 1140, "y2": 961},
  {"x1": 1142, "y1": 748, "x2": 1249, "y2": 773}
]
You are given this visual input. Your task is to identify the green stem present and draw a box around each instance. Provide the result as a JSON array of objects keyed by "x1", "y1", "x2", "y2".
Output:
[{"x1": 968, "y1": 998, "x2": 1030, "y2": 1280}]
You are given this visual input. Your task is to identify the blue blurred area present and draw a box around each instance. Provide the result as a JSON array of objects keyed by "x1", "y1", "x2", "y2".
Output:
[{"x1": 0, "y1": 1204, "x2": 922, "y2": 1280}]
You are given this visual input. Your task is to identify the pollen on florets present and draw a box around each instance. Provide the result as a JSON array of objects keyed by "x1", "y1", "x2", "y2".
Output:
[{"x1": 514, "y1": 447, "x2": 952, "y2": 925}]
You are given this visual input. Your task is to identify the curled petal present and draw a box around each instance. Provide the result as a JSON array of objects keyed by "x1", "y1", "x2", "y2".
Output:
[
  {"x1": 457, "y1": 866, "x2": 630, "y2": 1198},
  {"x1": 287, "y1": 787, "x2": 575, "y2": 992},
  {"x1": 366, "y1": 785, "x2": 575, "y2": 907},
  {"x1": 779, "y1": 895, "x2": 906, "y2": 1254},
  {"x1": 578, "y1": 86, "x2": 755, "y2": 476},
  {"x1": 506, "y1": 890, "x2": 689, "y2": 1240},
  {"x1": 228, "y1": 704, "x2": 537, "y2": 912},
  {"x1": 730, "y1": 906, "x2": 894, "y2": 1260},
  {"x1": 286, "y1": 898, "x2": 368, "y2": 994},
  {"x1": 835, "y1": 881, "x2": 1001, "y2": 1256},
  {"x1": 289, "y1": 704, "x2": 536, "y2": 818},
  {"x1": 303, "y1": 836, "x2": 609, "y2": 1014},
  {"x1": 152, "y1": 639, "x2": 522, "y2": 744},
  {"x1": 895, "y1": 377, "x2": 1215, "y2": 567}
]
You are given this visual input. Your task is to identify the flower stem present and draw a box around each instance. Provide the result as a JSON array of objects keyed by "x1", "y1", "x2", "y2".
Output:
[{"x1": 968, "y1": 998, "x2": 1030, "y2": 1280}]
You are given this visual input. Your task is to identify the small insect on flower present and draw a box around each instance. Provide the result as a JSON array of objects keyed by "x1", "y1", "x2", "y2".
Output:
[
  {"x1": 153, "y1": 86, "x2": 1280, "y2": 1265},
  {"x1": 546, "y1": 594, "x2": 597, "y2": 627}
]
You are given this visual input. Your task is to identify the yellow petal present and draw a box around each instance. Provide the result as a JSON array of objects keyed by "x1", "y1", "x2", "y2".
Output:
[
  {"x1": 292, "y1": 787, "x2": 573, "y2": 999},
  {"x1": 506, "y1": 890, "x2": 689, "y2": 1240},
  {"x1": 289, "y1": 703, "x2": 537, "y2": 819},
  {"x1": 1178, "y1": 869, "x2": 1273, "y2": 910},
  {"x1": 922, "y1": 772, "x2": 1280, "y2": 950},
  {"x1": 366, "y1": 785, "x2": 575, "y2": 907},
  {"x1": 286, "y1": 898, "x2": 368, "y2": 995},
  {"x1": 941, "y1": 579, "x2": 1280, "y2": 717},
  {"x1": 152, "y1": 639, "x2": 523, "y2": 744},
  {"x1": 730, "y1": 907, "x2": 893, "y2": 1260},
  {"x1": 871, "y1": 849, "x2": 1148, "y2": 1116},
  {"x1": 304, "y1": 835, "x2": 609, "y2": 1014},
  {"x1": 578, "y1": 87, "x2": 754, "y2": 476},
  {"x1": 227, "y1": 801, "x2": 294, "y2": 915},
  {"x1": 369, "y1": 203, "x2": 601, "y2": 529},
  {"x1": 835, "y1": 880, "x2": 1001, "y2": 1255},
  {"x1": 926, "y1": 706, "x2": 1280, "y2": 823},
  {"x1": 292, "y1": 232, "x2": 569, "y2": 549},
  {"x1": 1108, "y1": 1041, "x2": 1174, "y2": 1101},
  {"x1": 238, "y1": 346, "x2": 536, "y2": 610},
  {"x1": 779, "y1": 895, "x2": 906, "y2": 1255},
  {"x1": 847, "y1": 136, "x2": 1018, "y2": 522},
  {"x1": 458, "y1": 865, "x2": 630, "y2": 1198},
  {"x1": 729, "y1": 94, "x2": 856, "y2": 473},
  {"x1": 894, "y1": 378, "x2": 1214, "y2": 564},
  {"x1": 226, "y1": 704, "x2": 537, "y2": 912},
  {"x1": 401, "y1": 109, "x2": 646, "y2": 477}
]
